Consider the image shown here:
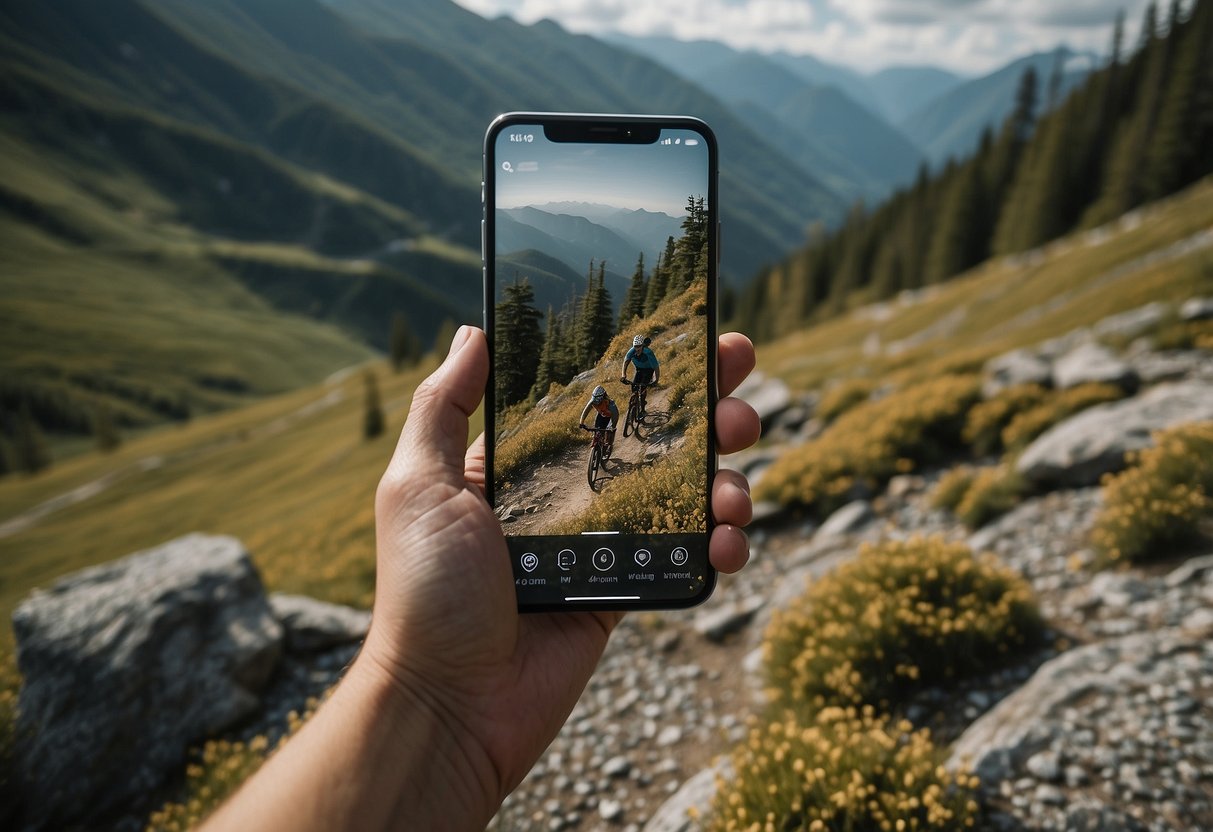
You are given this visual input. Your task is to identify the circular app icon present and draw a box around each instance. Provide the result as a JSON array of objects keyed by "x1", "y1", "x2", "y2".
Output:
[
  {"x1": 557, "y1": 549, "x2": 576, "y2": 571},
  {"x1": 634, "y1": 548, "x2": 652, "y2": 567},
  {"x1": 670, "y1": 546, "x2": 689, "y2": 566},
  {"x1": 592, "y1": 547, "x2": 615, "y2": 571},
  {"x1": 520, "y1": 552, "x2": 539, "y2": 572}
]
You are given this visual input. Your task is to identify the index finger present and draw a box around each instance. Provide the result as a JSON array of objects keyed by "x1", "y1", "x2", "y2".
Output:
[{"x1": 718, "y1": 332, "x2": 756, "y2": 399}]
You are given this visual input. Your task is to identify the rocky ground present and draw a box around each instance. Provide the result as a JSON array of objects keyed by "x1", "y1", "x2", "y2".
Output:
[{"x1": 8, "y1": 300, "x2": 1212, "y2": 832}]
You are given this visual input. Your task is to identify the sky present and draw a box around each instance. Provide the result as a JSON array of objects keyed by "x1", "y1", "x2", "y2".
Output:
[
  {"x1": 454, "y1": 0, "x2": 1155, "y2": 76},
  {"x1": 494, "y1": 127, "x2": 709, "y2": 215}
]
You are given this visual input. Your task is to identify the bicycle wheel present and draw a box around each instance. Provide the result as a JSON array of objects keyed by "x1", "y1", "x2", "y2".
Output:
[
  {"x1": 623, "y1": 398, "x2": 638, "y2": 438},
  {"x1": 587, "y1": 442, "x2": 600, "y2": 490}
]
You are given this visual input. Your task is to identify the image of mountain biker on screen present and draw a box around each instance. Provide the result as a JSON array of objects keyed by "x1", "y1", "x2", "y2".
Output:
[
  {"x1": 579, "y1": 384, "x2": 618, "y2": 459},
  {"x1": 621, "y1": 334, "x2": 659, "y2": 415}
]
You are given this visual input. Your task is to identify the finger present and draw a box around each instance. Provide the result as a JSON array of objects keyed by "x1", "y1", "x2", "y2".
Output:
[
  {"x1": 718, "y1": 332, "x2": 756, "y2": 399},
  {"x1": 709, "y1": 524, "x2": 749, "y2": 574},
  {"x1": 715, "y1": 396, "x2": 761, "y2": 455},
  {"x1": 465, "y1": 432, "x2": 487, "y2": 493},
  {"x1": 388, "y1": 326, "x2": 486, "y2": 482},
  {"x1": 712, "y1": 468, "x2": 752, "y2": 527}
]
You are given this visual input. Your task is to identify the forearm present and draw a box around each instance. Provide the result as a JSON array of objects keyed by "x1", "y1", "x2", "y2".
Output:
[{"x1": 204, "y1": 655, "x2": 497, "y2": 832}]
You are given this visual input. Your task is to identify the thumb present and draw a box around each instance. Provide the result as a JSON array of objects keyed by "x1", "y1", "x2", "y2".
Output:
[{"x1": 387, "y1": 325, "x2": 487, "y2": 483}]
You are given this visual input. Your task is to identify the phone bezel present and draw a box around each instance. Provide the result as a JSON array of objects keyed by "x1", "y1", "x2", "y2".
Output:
[{"x1": 482, "y1": 112, "x2": 720, "y2": 613}]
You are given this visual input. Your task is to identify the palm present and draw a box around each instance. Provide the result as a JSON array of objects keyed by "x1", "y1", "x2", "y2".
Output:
[{"x1": 369, "y1": 440, "x2": 620, "y2": 797}]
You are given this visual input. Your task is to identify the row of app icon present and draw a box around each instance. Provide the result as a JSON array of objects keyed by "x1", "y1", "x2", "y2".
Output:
[{"x1": 519, "y1": 546, "x2": 688, "y2": 573}]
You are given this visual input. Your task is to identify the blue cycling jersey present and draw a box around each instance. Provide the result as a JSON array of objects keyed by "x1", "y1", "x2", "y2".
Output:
[{"x1": 624, "y1": 346, "x2": 659, "y2": 370}]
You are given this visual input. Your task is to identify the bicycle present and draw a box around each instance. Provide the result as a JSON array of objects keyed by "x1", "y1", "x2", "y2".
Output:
[
  {"x1": 620, "y1": 377, "x2": 650, "y2": 438},
  {"x1": 581, "y1": 424, "x2": 610, "y2": 490}
]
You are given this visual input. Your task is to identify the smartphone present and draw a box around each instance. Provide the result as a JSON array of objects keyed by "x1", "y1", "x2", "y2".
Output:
[{"x1": 483, "y1": 113, "x2": 718, "y2": 612}]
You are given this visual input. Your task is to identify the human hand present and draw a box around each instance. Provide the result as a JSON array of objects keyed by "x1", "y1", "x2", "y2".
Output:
[{"x1": 358, "y1": 326, "x2": 760, "y2": 827}]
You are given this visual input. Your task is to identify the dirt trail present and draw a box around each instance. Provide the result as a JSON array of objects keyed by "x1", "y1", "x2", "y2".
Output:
[{"x1": 500, "y1": 385, "x2": 685, "y2": 535}]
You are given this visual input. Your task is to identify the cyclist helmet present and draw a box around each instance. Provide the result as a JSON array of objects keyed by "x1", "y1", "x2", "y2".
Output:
[
  {"x1": 632, "y1": 335, "x2": 644, "y2": 347},
  {"x1": 591, "y1": 385, "x2": 607, "y2": 401}
]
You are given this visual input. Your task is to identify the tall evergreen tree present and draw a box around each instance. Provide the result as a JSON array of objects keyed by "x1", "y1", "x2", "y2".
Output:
[
  {"x1": 588, "y1": 261, "x2": 615, "y2": 362},
  {"x1": 495, "y1": 277, "x2": 543, "y2": 410},
  {"x1": 619, "y1": 252, "x2": 646, "y2": 330},
  {"x1": 1142, "y1": 0, "x2": 1213, "y2": 199},
  {"x1": 644, "y1": 242, "x2": 673, "y2": 314},
  {"x1": 389, "y1": 311, "x2": 421, "y2": 372},
  {"x1": 531, "y1": 305, "x2": 558, "y2": 400},
  {"x1": 362, "y1": 371, "x2": 384, "y2": 439},
  {"x1": 924, "y1": 161, "x2": 987, "y2": 283},
  {"x1": 14, "y1": 401, "x2": 50, "y2": 474}
]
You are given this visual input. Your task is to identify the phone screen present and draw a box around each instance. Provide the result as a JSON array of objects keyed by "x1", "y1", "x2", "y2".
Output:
[{"x1": 483, "y1": 114, "x2": 717, "y2": 611}]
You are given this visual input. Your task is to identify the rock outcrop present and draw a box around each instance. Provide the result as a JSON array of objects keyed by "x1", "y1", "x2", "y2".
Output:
[
  {"x1": 11, "y1": 534, "x2": 283, "y2": 829},
  {"x1": 1016, "y1": 380, "x2": 1213, "y2": 487}
]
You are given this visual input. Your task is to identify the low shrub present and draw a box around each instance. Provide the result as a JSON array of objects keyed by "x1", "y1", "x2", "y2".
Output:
[
  {"x1": 146, "y1": 703, "x2": 318, "y2": 831},
  {"x1": 756, "y1": 375, "x2": 981, "y2": 515},
  {"x1": 955, "y1": 466, "x2": 1027, "y2": 529},
  {"x1": 707, "y1": 706, "x2": 980, "y2": 832},
  {"x1": 963, "y1": 384, "x2": 1049, "y2": 456},
  {"x1": 930, "y1": 466, "x2": 975, "y2": 512},
  {"x1": 817, "y1": 378, "x2": 876, "y2": 423},
  {"x1": 1091, "y1": 422, "x2": 1213, "y2": 566},
  {"x1": 1001, "y1": 383, "x2": 1124, "y2": 453},
  {"x1": 763, "y1": 537, "x2": 1043, "y2": 712}
]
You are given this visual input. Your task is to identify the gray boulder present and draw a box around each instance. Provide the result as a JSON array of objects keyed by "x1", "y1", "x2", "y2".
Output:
[
  {"x1": 1051, "y1": 342, "x2": 1137, "y2": 391},
  {"x1": 1016, "y1": 380, "x2": 1213, "y2": 487},
  {"x1": 735, "y1": 373, "x2": 792, "y2": 430},
  {"x1": 1092, "y1": 301, "x2": 1167, "y2": 340},
  {"x1": 815, "y1": 500, "x2": 874, "y2": 541},
  {"x1": 1180, "y1": 296, "x2": 1213, "y2": 321},
  {"x1": 982, "y1": 348, "x2": 1052, "y2": 398},
  {"x1": 12, "y1": 534, "x2": 283, "y2": 829},
  {"x1": 643, "y1": 761, "x2": 729, "y2": 832},
  {"x1": 269, "y1": 593, "x2": 371, "y2": 652},
  {"x1": 948, "y1": 628, "x2": 1198, "y2": 784},
  {"x1": 692, "y1": 595, "x2": 766, "y2": 643}
]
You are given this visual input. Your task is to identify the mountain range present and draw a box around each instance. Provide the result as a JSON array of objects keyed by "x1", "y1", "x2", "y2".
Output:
[{"x1": 0, "y1": 0, "x2": 1100, "y2": 439}]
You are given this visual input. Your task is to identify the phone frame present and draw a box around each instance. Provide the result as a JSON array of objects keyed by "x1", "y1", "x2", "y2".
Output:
[{"x1": 482, "y1": 112, "x2": 719, "y2": 613}]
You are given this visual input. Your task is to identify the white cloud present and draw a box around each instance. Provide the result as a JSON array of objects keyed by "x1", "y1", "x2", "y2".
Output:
[{"x1": 452, "y1": 0, "x2": 1158, "y2": 75}]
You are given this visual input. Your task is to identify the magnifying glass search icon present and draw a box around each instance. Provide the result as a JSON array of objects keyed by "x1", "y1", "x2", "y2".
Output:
[{"x1": 501, "y1": 161, "x2": 513, "y2": 173}]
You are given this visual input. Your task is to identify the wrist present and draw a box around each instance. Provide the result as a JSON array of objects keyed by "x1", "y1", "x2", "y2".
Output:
[{"x1": 345, "y1": 642, "x2": 501, "y2": 830}]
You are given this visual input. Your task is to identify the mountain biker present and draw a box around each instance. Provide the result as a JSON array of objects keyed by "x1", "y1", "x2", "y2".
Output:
[
  {"x1": 621, "y1": 334, "x2": 660, "y2": 415},
  {"x1": 579, "y1": 384, "x2": 618, "y2": 459}
]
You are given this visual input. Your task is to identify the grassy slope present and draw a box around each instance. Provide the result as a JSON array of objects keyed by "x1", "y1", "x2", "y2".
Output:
[
  {"x1": 0, "y1": 357, "x2": 474, "y2": 652},
  {"x1": 0, "y1": 97, "x2": 477, "y2": 442},
  {"x1": 758, "y1": 178, "x2": 1213, "y2": 395}
]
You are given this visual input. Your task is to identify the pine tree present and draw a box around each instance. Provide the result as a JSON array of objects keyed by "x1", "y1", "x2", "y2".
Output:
[
  {"x1": 495, "y1": 277, "x2": 544, "y2": 410},
  {"x1": 589, "y1": 261, "x2": 614, "y2": 362},
  {"x1": 363, "y1": 371, "x2": 385, "y2": 439},
  {"x1": 14, "y1": 401, "x2": 50, "y2": 474},
  {"x1": 93, "y1": 402, "x2": 121, "y2": 453},
  {"x1": 619, "y1": 253, "x2": 646, "y2": 330},
  {"x1": 531, "y1": 306, "x2": 558, "y2": 400},
  {"x1": 389, "y1": 311, "x2": 421, "y2": 372},
  {"x1": 644, "y1": 243, "x2": 672, "y2": 315},
  {"x1": 1142, "y1": 0, "x2": 1213, "y2": 199},
  {"x1": 924, "y1": 161, "x2": 986, "y2": 283}
]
